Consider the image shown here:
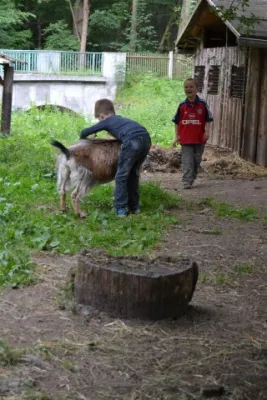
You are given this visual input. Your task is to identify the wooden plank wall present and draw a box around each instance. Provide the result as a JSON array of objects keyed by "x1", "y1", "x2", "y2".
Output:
[
  {"x1": 255, "y1": 49, "x2": 267, "y2": 166},
  {"x1": 194, "y1": 47, "x2": 246, "y2": 150},
  {"x1": 241, "y1": 48, "x2": 261, "y2": 163},
  {"x1": 242, "y1": 48, "x2": 267, "y2": 166}
]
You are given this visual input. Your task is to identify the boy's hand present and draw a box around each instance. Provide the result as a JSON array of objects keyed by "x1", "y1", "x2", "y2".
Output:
[
  {"x1": 204, "y1": 132, "x2": 210, "y2": 141},
  {"x1": 172, "y1": 137, "x2": 180, "y2": 147}
]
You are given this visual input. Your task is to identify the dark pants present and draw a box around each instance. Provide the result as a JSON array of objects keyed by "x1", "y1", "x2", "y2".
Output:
[
  {"x1": 181, "y1": 144, "x2": 205, "y2": 186},
  {"x1": 114, "y1": 135, "x2": 151, "y2": 211}
]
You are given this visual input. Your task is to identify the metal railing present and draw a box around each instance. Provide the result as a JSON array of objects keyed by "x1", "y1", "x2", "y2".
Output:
[
  {"x1": 0, "y1": 49, "x2": 193, "y2": 80},
  {"x1": 0, "y1": 49, "x2": 103, "y2": 75},
  {"x1": 126, "y1": 52, "x2": 193, "y2": 79}
]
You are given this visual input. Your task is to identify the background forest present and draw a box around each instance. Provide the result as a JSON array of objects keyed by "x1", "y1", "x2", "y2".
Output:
[{"x1": 0, "y1": 0, "x2": 200, "y2": 53}]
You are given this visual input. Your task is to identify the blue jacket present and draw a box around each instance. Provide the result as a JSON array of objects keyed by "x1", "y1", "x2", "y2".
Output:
[{"x1": 80, "y1": 115, "x2": 150, "y2": 143}]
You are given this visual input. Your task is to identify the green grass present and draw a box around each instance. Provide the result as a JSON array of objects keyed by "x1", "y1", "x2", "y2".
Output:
[
  {"x1": 0, "y1": 102, "x2": 181, "y2": 286},
  {"x1": 200, "y1": 197, "x2": 258, "y2": 221},
  {"x1": 199, "y1": 262, "x2": 255, "y2": 287},
  {"x1": 20, "y1": 391, "x2": 51, "y2": 400},
  {"x1": 235, "y1": 263, "x2": 254, "y2": 275},
  {"x1": 0, "y1": 338, "x2": 26, "y2": 366},
  {"x1": 116, "y1": 73, "x2": 185, "y2": 147}
]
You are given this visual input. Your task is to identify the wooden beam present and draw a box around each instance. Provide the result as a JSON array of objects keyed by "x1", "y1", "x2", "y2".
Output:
[
  {"x1": 238, "y1": 37, "x2": 267, "y2": 49},
  {"x1": 1, "y1": 64, "x2": 14, "y2": 135},
  {"x1": 0, "y1": 53, "x2": 27, "y2": 64}
]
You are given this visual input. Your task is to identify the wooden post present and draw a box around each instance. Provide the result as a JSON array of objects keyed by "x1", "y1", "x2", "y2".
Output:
[
  {"x1": 256, "y1": 49, "x2": 267, "y2": 166},
  {"x1": 1, "y1": 64, "x2": 14, "y2": 135},
  {"x1": 241, "y1": 48, "x2": 261, "y2": 163},
  {"x1": 168, "y1": 51, "x2": 174, "y2": 79}
]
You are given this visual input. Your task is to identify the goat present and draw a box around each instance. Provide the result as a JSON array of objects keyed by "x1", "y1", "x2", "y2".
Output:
[{"x1": 51, "y1": 138, "x2": 121, "y2": 217}]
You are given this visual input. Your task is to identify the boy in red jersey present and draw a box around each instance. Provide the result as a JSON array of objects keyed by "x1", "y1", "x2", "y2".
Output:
[{"x1": 172, "y1": 78, "x2": 213, "y2": 189}]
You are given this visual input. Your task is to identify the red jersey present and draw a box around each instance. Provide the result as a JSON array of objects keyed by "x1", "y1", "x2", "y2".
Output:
[{"x1": 172, "y1": 96, "x2": 213, "y2": 144}]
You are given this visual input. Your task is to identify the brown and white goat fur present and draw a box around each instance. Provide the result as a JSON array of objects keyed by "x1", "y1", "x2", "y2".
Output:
[{"x1": 51, "y1": 138, "x2": 121, "y2": 217}]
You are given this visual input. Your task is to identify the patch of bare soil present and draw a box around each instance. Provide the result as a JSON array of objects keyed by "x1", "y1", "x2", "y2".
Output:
[{"x1": 0, "y1": 150, "x2": 267, "y2": 400}]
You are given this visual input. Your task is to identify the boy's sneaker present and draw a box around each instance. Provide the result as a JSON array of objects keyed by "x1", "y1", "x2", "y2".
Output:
[
  {"x1": 117, "y1": 208, "x2": 127, "y2": 217},
  {"x1": 183, "y1": 184, "x2": 192, "y2": 189},
  {"x1": 129, "y1": 207, "x2": 140, "y2": 214},
  {"x1": 131, "y1": 208, "x2": 140, "y2": 215}
]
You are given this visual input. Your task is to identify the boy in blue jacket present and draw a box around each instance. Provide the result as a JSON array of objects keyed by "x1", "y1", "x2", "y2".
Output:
[{"x1": 80, "y1": 99, "x2": 151, "y2": 217}]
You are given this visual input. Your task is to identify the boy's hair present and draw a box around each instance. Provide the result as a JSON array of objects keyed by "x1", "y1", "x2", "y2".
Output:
[
  {"x1": 184, "y1": 78, "x2": 198, "y2": 89},
  {"x1": 95, "y1": 99, "x2": 115, "y2": 117}
]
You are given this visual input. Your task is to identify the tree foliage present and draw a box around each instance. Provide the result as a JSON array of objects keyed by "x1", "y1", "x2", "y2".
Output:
[
  {"x1": 43, "y1": 21, "x2": 79, "y2": 50},
  {"x1": 0, "y1": 1, "x2": 34, "y2": 48},
  {"x1": 0, "y1": 0, "x2": 254, "y2": 52},
  {"x1": 0, "y1": 0, "x2": 180, "y2": 52},
  {"x1": 215, "y1": 0, "x2": 257, "y2": 35}
]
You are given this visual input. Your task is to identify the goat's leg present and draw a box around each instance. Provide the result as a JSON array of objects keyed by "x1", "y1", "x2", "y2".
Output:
[
  {"x1": 58, "y1": 161, "x2": 70, "y2": 212},
  {"x1": 59, "y1": 181, "x2": 68, "y2": 213},
  {"x1": 70, "y1": 168, "x2": 94, "y2": 218},
  {"x1": 60, "y1": 192, "x2": 67, "y2": 212},
  {"x1": 71, "y1": 188, "x2": 87, "y2": 218}
]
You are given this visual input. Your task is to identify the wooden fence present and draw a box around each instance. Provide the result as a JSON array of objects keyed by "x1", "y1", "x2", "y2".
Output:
[{"x1": 126, "y1": 52, "x2": 193, "y2": 79}]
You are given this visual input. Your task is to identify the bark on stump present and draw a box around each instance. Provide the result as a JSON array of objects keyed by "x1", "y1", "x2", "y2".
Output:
[{"x1": 74, "y1": 251, "x2": 198, "y2": 320}]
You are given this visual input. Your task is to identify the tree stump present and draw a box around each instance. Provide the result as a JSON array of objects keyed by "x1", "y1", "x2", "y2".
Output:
[{"x1": 74, "y1": 250, "x2": 199, "y2": 320}]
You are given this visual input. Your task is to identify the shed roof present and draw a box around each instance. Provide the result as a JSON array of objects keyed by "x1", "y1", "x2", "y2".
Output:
[
  {"x1": 0, "y1": 54, "x2": 12, "y2": 65},
  {"x1": 0, "y1": 53, "x2": 27, "y2": 66},
  {"x1": 177, "y1": 0, "x2": 267, "y2": 49},
  {"x1": 213, "y1": 0, "x2": 267, "y2": 39}
]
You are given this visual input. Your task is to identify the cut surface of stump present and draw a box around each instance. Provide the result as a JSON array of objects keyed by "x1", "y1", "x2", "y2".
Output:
[{"x1": 74, "y1": 250, "x2": 198, "y2": 320}]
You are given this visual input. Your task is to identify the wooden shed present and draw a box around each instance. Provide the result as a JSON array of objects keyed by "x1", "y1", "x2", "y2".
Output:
[
  {"x1": 176, "y1": 0, "x2": 267, "y2": 166},
  {"x1": 0, "y1": 53, "x2": 27, "y2": 135}
]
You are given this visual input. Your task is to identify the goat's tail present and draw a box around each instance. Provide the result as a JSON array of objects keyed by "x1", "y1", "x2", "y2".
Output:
[{"x1": 51, "y1": 140, "x2": 70, "y2": 160}]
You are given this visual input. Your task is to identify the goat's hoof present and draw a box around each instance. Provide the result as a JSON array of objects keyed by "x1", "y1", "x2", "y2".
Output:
[
  {"x1": 60, "y1": 208, "x2": 67, "y2": 213},
  {"x1": 79, "y1": 211, "x2": 87, "y2": 218}
]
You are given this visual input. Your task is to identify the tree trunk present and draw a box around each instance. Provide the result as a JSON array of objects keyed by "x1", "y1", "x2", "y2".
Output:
[
  {"x1": 158, "y1": 13, "x2": 176, "y2": 52},
  {"x1": 130, "y1": 0, "x2": 138, "y2": 52},
  {"x1": 74, "y1": 251, "x2": 199, "y2": 320},
  {"x1": 70, "y1": 0, "x2": 90, "y2": 69},
  {"x1": 37, "y1": 19, "x2": 42, "y2": 49},
  {"x1": 68, "y1": 0, "x2": 81, "y2": 41},
  {"x1": 80, "y1": 0, "x2": 90, "y2": 53},
  {"x1": 175, "y1": 0, "x2": 191, "y2": 47}
]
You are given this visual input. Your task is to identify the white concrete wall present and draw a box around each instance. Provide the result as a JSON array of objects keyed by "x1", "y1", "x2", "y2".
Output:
[
  {"x1": 9, "y1": 75, "x2": 109, "y2": 116},
  {"x1": 0, "y1": 53, "x2": 127, "y2": 116},
  {"x1": 37, "y1": 51, "x2": 61, "y2": 74},
  {"x1": 102, "y1": 52, "x2": 127, "y2": 96}
]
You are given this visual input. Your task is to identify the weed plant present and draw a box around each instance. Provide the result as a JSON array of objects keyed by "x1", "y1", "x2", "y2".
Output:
[{"x1": 200, "y1": 197, "x2": 258, "y2": 221}]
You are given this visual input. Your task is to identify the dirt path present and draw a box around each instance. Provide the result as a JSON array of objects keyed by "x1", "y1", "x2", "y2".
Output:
[
  {"x1": 0, "y1": 168, "x2": 267, "y2": 400},
  {"x1": 145, "y1": 171, "x2": 267, "y2": 210}
]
